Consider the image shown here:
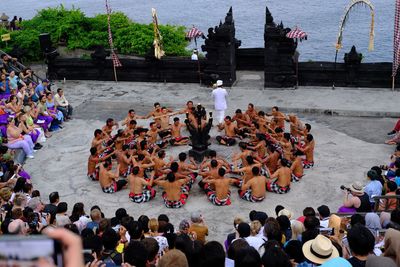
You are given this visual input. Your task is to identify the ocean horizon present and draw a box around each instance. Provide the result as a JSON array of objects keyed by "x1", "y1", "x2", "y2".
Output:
[{"x1": 2, "y1": 0, "x2": 394, "y2": 62}]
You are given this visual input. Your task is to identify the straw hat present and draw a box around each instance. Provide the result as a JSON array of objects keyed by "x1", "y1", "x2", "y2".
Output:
[
  {"x1": 216, "y1": 80, "x2": 223, "y2": 86},
  {"x1": 349, "y1": 181, "x2": 364, "y2": 194},
  {"x1": 278, "y1": 208, "x2": 294, "y2": 219},
  {"x1": 302, "y1": 234, "x2": 339, "y2": 265}
]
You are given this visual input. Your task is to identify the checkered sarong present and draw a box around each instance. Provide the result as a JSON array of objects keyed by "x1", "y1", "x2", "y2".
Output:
[
  {"x1": 162, "y1": 192, "x2": 188, "y2": 208},
  {"x1": 266, "y1": 180, "x2": 290, "y2": 194},
  {"x1": 129, "y1": 187, "x2": 156, "y2": 203},
  {"x1": 239, "y1": 189, "x2": 265, "y2": 202},
  {"x1": 102, "y1": 182, "x2": 116, "y2": 194},
  {"x1": 204, "y1": 184, "x2": 231, "y2": 206},
  {"x1": 291, "y1": 173, "x2": 304, "y2": 182}
]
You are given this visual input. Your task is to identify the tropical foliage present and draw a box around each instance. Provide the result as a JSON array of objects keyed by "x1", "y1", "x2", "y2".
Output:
[{"x1": 0, "y1": 5, "x2": 190, "y2": 61}]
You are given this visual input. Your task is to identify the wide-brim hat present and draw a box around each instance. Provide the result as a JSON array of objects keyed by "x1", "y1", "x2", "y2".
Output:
[
  {"x1": 278, "y1": 209, "x2": 294, "y2": 219},
  {"x1": 216, "y1": 80, "x2": 223, "y2": 86},
  {"x1": 349, "y1": 181, "x2": 364, "y2": 194},
  {"x1": 302, "y1": 235, "x2": 339, "y2": 265}
]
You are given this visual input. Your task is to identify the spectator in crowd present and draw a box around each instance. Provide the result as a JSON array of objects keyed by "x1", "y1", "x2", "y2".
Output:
[
  {"x1": 43, "y1": 191, "x2": 59, "y2": 215},
  {"x1": 54, "y1": 88, "x2": 73, "y2": 120},
  {"x1": 364, "y1": 170, "x2": 383, "y2": 206},
  {"x1": 188, "y1": 211, "x2": 208, "y2": 244},
  {"x1": 347, "y1": 224, "x2": 375, "y2": 267},
  {"x1": 318, "y1": 205, "x2": 331, "y2": 228},
  {"x1": 338, "y1": 182, "x2": 372, "y2": 213}
]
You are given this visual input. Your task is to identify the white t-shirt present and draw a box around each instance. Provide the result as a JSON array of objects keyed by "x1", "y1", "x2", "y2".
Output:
[
  {"x1": 212, "y1": 87, "x2": 228, "y2": 111},
  {"x1": 191, "y1": 54, "x2": 198, "y2": 60},
  {"x1": 245, "y1": 236, "x2": 265, "y2": 253}
]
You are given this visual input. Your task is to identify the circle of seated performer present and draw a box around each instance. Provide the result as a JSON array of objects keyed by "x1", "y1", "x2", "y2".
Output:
[
  {"x1": 198, "y1": 168, "x2": 237, "y2": 206},
  {"x1": 238, "y1": 166, "x2": 267, "y2": 202},
  {"x1": 99, "y1": 161, "x2": 128, "y2": 194},
  {"x1": 266, "y1": 158, "x2": 291, "y2": 194},
  {"x1": 155, "y1": 172, "x2": 193, "y2": 209},
  {"x1": 291, "y1": 151, "x2": 304, "y2": 182},
  {"x1": 296, "y1": 134, "x2": 315, "y2": 169},
  {"x1": 216, "y1": 116, "x2": 239, "y2": 146},
  {"x1": 169, "y1": 117, "x2": 189, "y2": 146},
  {"x1": 128, "y1": 166, "x2": 156, "y2": 203}
]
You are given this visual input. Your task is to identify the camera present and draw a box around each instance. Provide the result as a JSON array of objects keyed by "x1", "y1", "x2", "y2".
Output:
[{"x1": 340, "y1": 185, "x2": 351, "y2": 192}]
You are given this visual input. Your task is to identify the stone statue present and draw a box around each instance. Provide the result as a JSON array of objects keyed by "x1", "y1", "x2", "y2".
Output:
[{"x1": 185, "y1": 104, "x2": 213, "y2": 161}]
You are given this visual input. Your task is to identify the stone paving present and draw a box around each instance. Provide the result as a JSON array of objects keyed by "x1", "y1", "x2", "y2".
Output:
[{"x1": 24, "y1": 78, "x2": 398, "y2": 242}]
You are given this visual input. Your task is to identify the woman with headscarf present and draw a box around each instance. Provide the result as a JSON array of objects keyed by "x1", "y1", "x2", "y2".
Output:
[{"x1": 365, "y1": 213, "x2": 382, "y2": 234}]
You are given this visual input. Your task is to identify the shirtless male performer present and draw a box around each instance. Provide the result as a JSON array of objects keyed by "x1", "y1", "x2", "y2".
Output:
[
  {"x1": 200, "y1": 150, "x2": 231, "y2": 171},
  {"x1": 102, "y1": 118, "x2": 119, "y2": 138},
  {"x1": 266, "y1": 158, "x2": 291, "y2": 194},
  {"x1": 290, "y1": 151, "x2": 304, "y2": 182},
  {"x1": 87, "y1": 147, "x2": 115, "y2": 181},
  {"x1": 152, "y1": 150, "x2": 173, "y2": 178},
  {"x1": 296, "y1": 133, "x2": 315, "y2": 169},
  {"x1": 270, "y1": 106, "x2": 286, "y2": 131},
  {"x1": 116, "y1": 145, "x2": 132, "y2": 178},
  {"x1": 169, "y1": 117, "x2": 189, "y2": 146},
  {"x1": 155, "y1": 172, "x2": 192, "y2": 208},
  {"x1": 99, "y1": 161, "x2": 128, "y2": 193},
  {"x1": 200, "y1": 168, "x2": 237, "y2": 206},
  {"x1": 245, "y1": 103, "x2": 258, "y2": 122},
  {"x1": 128, "y1": 166, "x2": 156, "y2": 203},
  {"x1": 216, "y1": 116, "x2": 239, "y2": 146},
  {"x1": 122, "y1": 109, "x2": 145, "y2": 126},
  {"x1": 232, "y1": 156, "x2": 262, "y2": 187},
  {"x1": 239, "y1": 166, "x2": 267, "y2": 202}
]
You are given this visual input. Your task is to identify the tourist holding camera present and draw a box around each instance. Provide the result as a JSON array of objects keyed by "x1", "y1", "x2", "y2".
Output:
[{"x1": 338, "y1": 182, "x2": 372, "y2": 213}]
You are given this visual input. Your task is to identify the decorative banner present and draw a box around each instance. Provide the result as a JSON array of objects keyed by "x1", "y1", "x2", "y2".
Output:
[
  {"x1": 105, "y1": 0, "x2": 122, "y2": 68},
  {"x1": 335, "y1": 0, "x2": 375, "y2": 52},
  {"x1": 1, "y1": 34, "x2": 10, "y2": 42},
  {"x1": 152, "y1": 8, "x2": 165, "y2": 59}
]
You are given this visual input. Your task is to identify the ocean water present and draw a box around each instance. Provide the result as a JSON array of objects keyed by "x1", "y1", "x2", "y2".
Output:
[{"x1": 2, "y1": 0, "x2": 394, "y2": 62}]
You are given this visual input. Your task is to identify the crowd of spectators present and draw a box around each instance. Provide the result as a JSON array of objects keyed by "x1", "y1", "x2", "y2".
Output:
[
  {"x1": 0, "y1": 53, "x2": 73, "y2": 167},
  {"x1": 0, "y1": 182, "x2": 400, "y2": 267}
]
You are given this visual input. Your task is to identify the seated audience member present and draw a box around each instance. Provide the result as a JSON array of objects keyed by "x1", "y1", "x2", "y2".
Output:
[
  {"x1": 317, "y1": 205, "x2": 331, "y2": 228},
  {"x1": 54, "y1": 88, "x2": 73, "y2": 120},
  {"x1": 158, "y1": 249, "x2": 189, "y2": 267},
  {"x1": 347, "y1": 224, "x2": 375, "y2": 267},
  {"x1": 199, "y1": 241, "x2": 225, "y2": 267},
  {"x1": 123, "y1": 241, "x2": 148, "y2": 267},
  {"x1": 189, "y1": 212, "x2": 208, "y2": 244},
  {"x1": 364, "y1": 170, "x2": 383, "y2": 206},
  {"x1": 338, "y1": 182, "x2": 372, "y2": 213},
  {"x1": 378, "y1": 181, "x2": 398, "y2": 211},
  {"x1": 140, "y1": 237, "x2": 160, "y2": 267},
  {"x1": 262, "y1": 240, "x2": 291, "y2": 267},
  {"x1": 302, "y1": 235, "x2": 339, "y2": 265},
  {"x1": 382, "y1": 229, "x2": 400, "y2": 267}
]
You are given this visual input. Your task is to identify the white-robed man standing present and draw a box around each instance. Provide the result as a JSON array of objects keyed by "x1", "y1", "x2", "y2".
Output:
[{"x1": 212, "y1": 80, "x2": 228, "y2": 125}]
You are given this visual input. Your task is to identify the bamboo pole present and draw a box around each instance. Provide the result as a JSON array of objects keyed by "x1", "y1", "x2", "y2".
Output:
[
  {"x1": 113, "y1": 64, "x2": 118, "y2": 83},
  {"x1": 392, "y1": 76, "x2": 395, "y2": 92}
]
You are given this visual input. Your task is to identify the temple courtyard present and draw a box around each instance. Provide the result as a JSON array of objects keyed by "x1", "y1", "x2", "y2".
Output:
[{"x1": 24, "y1": 75, "x2": 398, "y2": 242}]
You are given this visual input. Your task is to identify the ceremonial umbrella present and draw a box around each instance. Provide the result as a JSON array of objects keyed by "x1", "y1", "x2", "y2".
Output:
[{"x1": 286, "y1": 27, "x2": 308, "y2": 88}]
